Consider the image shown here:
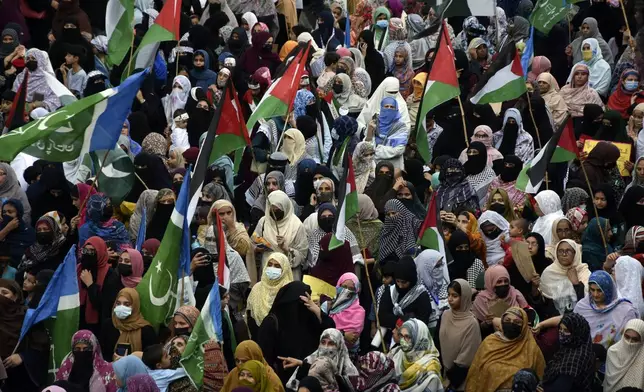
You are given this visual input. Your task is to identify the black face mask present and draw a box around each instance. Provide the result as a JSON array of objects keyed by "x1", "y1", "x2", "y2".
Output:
[
  {"x1": 102, "y1": 205, "x2": 114, "y2": 221},
  {"x1": 332, "y1": 84, "x2": 344, "y2": 94},
  {"x1": 399, "y1": 198, "x2": 415, "y2": 211},
  {"x1": 1, "y1": 214, "x2": 13, "y2": 224},
  {"x1": 156, "y1": 203, "x2": 175, "y2": 216},
  {"x1": 495, "y1": 284, "x2": 510, "y2": 298},
  {"x1": 173, "y1": 181, "x2": 183, "y2": 194},
  {"x1": 143, "y1": 255, "x2": 154, "y2": 271},
  {"x1": 504, "y1": 122, "x2": 519, "y2": 135},
  {"x1": 229, "y1": 39, "x2": 242, "y2": 49},
  {"x1": 263, "y1": 43, "x2": 273, "y2": 51},
  {"x1": 306, "y1": 103, "x2": 319, "y2": 119},
  {"x1": 69, "y1": 350, "x2": 94, "y2": 384},
  {"x1": 61, "y1": 27, "x2": 80, "y2": 43},
  {"x1": 335, "y1": 67, "x2": 347, "y2": 75},
  {"x1": 317, "y1": 191, "x2": 334, "y2": 203},
  {"x1": 197, "y1": 199, "x2": 210, "y2": 207},
  {"x1": 118, "y1": 263, "x2": 133, "y2": 277},
  {"x1": 604, "y1": 162, "x2": 617, "y2": 170},
  {"x1": 502, "y1": 321, "x2": 522, "y2": 340},
  {"x1": 36, "y1": 231, "x2": 54, "y2": 244},
  {"x1": 26, "y1": 60, "x2": 38, "y2": 72},
  {"x1": 80, "y1": 253, "x2": 98, "y2": 270},
  {"x1": 319, "y1": 216, "x2": 334, "y2": 233},
  {"x1": 500, "y1": 165, "x2": 521, "y2": 182},
  {"x1": 271, "y1": 210, "x2": 285, "y2": 221},
  {"x1": 488, "y1": 203, "x2": 506, "y2": 215},
  {"x1": 174, "y1": 327, "x2": 191, "y2": 336},
  {"x1": 485, "y1": 228, "x2": 503, "y2": 239}
]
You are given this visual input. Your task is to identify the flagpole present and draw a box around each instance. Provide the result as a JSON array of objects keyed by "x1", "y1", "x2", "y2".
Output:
[
  {"x1": 175, "y1": 40, "x2": 181, "y2": 77},
  {"x1": 619, "y1": 0, "x2": 633, "y2": 48},
  {"x1": 77, "y1": 149, "x2": 112, "y2": 216},
  {"x1": 355, "y1": 216, "x2": 387, "y2": 354},
  {"x1": 456, "y1": 96, "x2": 469, "y2": 148},
  {"x1": 579, "y1": 159, "x2": 609, "y2": 254},
  {"x1": 125, "y1": 31, "x2": 136, "y2": 78},
  {"x1": 494, "y1": 0, "x2": 500, "y2": 48},
  {"x1": 134, "y1": 172, "x2": 150, "y2": 190},
  {"x1": 525, "y1": 92, "x2": 542, "y2": 149}
]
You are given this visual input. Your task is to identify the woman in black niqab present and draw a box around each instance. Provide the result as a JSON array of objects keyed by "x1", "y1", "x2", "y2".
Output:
[
  {"x1": 358, "y1": 30, "x2": 386, "y2": 96},
  {"x1": 521, "y1": 94, "x2": 553, "y2": 146},
  {"x1": 26, "y1": 167, "x2": 75, "y2": 222},
  {"x1": 126, "y1": 153, "x2": 172, "y2": 202},
  {"x1": 365, "y1": 161, "x2": 395, "y2": 216},
  {"x1": 224, "y1": 27, "x2": 250, "y2": 59}
]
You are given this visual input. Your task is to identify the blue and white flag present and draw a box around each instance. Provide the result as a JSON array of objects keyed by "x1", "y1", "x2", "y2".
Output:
[
  {"x1": 135, "y1": 206, "x2": 147, "y2": 251},
  {"x1": 521, "y1": 26, "x2": 534, "y2": 80},
  {"x1": 344, "y1": 11, "x2": 351, "y2": 48}
]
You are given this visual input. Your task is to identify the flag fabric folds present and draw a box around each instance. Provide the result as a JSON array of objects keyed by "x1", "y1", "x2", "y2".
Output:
[
  {"x1": 106, "y1": 0, "x2": 134, "y2": 66},
  {"x1": 0, "y1": 70, "x2": 148, "y2": 162},
  {"x1": 137, "y1": 165, "x2": 192, "y2": 327},
  {"x1": 329, "y1": 153, "x2": 359, "y2": 250},
  {"x1": 418, "y1": 195, "x2": 446, "y2": 256},
  {"x1": 470, "y1": 45, "x2": 527, "y2": 105},
  {"x1": 414, "y1": 20, "x2": 460, "y2": 164},
  {"x1": 530, "y1": 0, "x2": 583, "y2": 34},
  {"x1": 438, "y1": 0, "x2": 495, "y2": 17},
  {"x1": 516, "y1": 117, "x2": 578, "y2": 193},
  {"x1": 90, "y1": 148, "x2": 135, "y2": 205}
]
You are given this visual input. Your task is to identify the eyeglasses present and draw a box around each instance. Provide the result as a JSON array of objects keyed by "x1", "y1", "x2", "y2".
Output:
[
  {"x1": 557, "y1": 248, "x2": 575, "y2": 256},
  {"x1": 81, "y1": 248, "x2": 96, "y2": 256}
]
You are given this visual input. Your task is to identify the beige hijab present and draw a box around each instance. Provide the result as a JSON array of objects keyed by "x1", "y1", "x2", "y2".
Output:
[
  {"x1": 540, "y1": 239, "x2": 590, "y2": 305},
  {"x1": 537, "y1": 72, "x2": 569, "y2": 128},
  {"x1": 604, "y1": 319, "x2": 644, "y2": 390},
  {"x1": 438, "y1": 279, "x2": 481, "y2": 381},
  {"x1": 281, "y1": 128, "x2": 306, "y2": 165}
]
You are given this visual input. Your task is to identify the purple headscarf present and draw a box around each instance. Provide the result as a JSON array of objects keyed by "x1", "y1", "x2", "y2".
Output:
[
  {"x1": 56, "y1": 330, "x2": 117, "y2": 392},
  {"x1": 387, "y1": 0, "x2": 403, "y2": 17},
  {"x1": 127, "y1": 374, "x2": 160, "y2": 392}
]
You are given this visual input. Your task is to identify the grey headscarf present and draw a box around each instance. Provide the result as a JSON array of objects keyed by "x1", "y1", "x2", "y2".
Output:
[
  {"x1": 252, "y1": 171, "x2": 285, "y2": 212},
  {"x1": 0, "y1": 163, "x2": 31, "y2": 225}
]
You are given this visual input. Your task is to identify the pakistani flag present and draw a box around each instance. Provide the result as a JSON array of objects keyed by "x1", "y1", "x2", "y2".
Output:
[
  {"x1": 246, "y1": 42, "x2": 312, "y2": 130},
  {"x1": 437, "y1": 0, "x2": 495, "y2": 17},
  {"x1": 137, "y1": 165, "x2": 192, "y2": 327},
  {"x1": 516, "y1": 117, "x2": 578, "y2": 193},
  {"x1": 470, "y1": 45, "x2": 527, "y2": 105},
  {"x1": 0, "y1": 70, "x2": 148, "y2": 162},
  {"x1": 106, "y1": 0, "x2": 134, "y2": 66},
  {"x1": 90, "y1": 148, "x2": 135, "y2": 204},
  {"x1": 180, "y1": 280, "x2": 223, "y2": 387},
  {"x1": 530, "y1": 0, "x2": 583, "y2": 34},
  {"x1": 329, "y1": 152, "x2": 358, "y2": 250},
  {"x1": 18, "y1": 246, "x2": 79, "y2": 378},
  {"x1": 415, "y1": 20, "x2": 460, "y2": 164}
]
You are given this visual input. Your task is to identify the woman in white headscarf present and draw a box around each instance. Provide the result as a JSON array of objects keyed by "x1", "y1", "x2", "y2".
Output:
[
  {"x1": 241, "y1": 12, "x2": 258, "y2": 41},
  {"x1": 332, "y1": 74, "x2": 367, "y2": 114},
  {"x1": 478, "y1": 210, "x2": 510, "y2": 266},
  {"x1": 13, "y1": 49, "x2": 61, "y2": 111},
  {"x1": 252, "y1": 190, "x2": 308, "y2": 279},
  {"x1": 569, "y1": 38, "x2": 611, "y2": 97},
  {"x1": 356, "y1": 76, "x2": 411, "y2": 130},
  {"x1": 532, "y1": 190, "x2": 564, "y2": 246},
  {"x1": 162, "y1": 75, "x2": 191, "y2": 123},
  {"x1": 614, "y1": 256, "x2": 644, "y2": 316},
  {"x1": 604, "y1": 319, "x2": 644, "y2": 390}
]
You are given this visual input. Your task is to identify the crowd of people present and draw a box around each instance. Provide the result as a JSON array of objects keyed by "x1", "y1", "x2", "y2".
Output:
[{"x1": 1, "y1": 0, "x2": 644, "y2": 391}]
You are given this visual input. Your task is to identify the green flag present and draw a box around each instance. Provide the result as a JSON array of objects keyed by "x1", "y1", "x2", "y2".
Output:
[
  {"x1": 90, "y1": 148, "x2": 135, "y2": 204},
  {"x1": 530, "y1": 0, "x2": 582, "y2": 34}
]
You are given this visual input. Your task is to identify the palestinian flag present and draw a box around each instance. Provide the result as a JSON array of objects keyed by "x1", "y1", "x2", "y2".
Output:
[
  {"x1": 418, "y1": 194, "x2": 446, "y2": 256},
  {"x1": 470, "y1": 45, "x2": 527, "y2": 105},
  {"x1": 437, "y1": 0, "x2": 495, "y2": 17},
  {"x1": 329, "y1": 152, "x2": 359, "y2": 250},
  {"x1": 246, "y1": 42, "x2": 312, "y2": 131},
  {"x1": 6, "y1": 71, "x2": 28, "y2": 130},
  {"x1": 415, "y1": 20, "x2": 460, "y2": 164},
  {"x1": 122, "y1": 0, "x2": 180, "y2": 75},
  {"x1": 516, "y1": 117, "x2": 577, "y2": 193},
  {"x1": 215, "y1": 213, "x2": 230, "y2": 289},
  {"x1": 106, "y1": 0, "x2": 134, "y2": 66}
]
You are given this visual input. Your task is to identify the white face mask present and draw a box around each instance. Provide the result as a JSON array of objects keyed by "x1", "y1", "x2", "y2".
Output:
[
  {"x1": 265, "y1": 266, "x2": 282, "y2": 280},
  {"x1": 114, "y1": 305, "x2": 132, "y2": 319},
  {"x1": 172, "y1": 87, "x2": 183, "y2": 96}
]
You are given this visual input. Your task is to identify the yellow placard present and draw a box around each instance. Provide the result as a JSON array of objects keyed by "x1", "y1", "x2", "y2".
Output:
[
  {"x1": 583, "y1": 139, "x2": 632, "y2": 176},
  {"x1": 303, "y1": 275, "x2": 336, "y2": 302}
]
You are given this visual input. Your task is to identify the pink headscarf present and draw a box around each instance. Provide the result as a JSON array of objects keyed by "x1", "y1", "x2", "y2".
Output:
[
  {"x1": 328, "y1": 273, "x2": 365, "y2": 334},
  {"x1": 337, "y1": 47, "x2": 351, "y2": 57},
  {"x1": 76, "y1": 183, "x2": 97, "y2": 227},
  {"x1": 527, "y1": 56, "x2": 552, "y2": 83},
  {"x1": 565, "y1": 207, "x2": 588, "y2": 232},
  {"x1": 471, "y1": 265, "x2": 528, "y2": 322},
  {"x1": 462, "y1": 125, "x2": 504, "y2": 166},
  {"x1": 56, "y1": 330, "x2": 117, "y2": 392},
  {"x1": 121, "y1": 248, "x2": 144, "y2": 288}
]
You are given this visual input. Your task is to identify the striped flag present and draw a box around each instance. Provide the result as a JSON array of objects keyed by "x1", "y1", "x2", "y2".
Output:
[
  {"x1": 470, "y1": 45, "x2": 527, "y2": 105},
  {"x1": 106, "y1": 0, "x2": 134, "y2": 66},
  {"x1": 418, "y1": 194, "x2": 446, "y2": 256},
  {"x1": 437, "y1": 0, "x2": 495, "y2": 17},
  {"x1": 18, "y1": 246, "x2": 79, "y2": 377},
  {"x1": 5, "y1": 71, "x2": 28, "y2": 130},
  {"x1": 180, "y1": 279, "x2": 223, "y2": 387},
  {"x1": 135, "y1": 207, "x2": 147, "y2": 251},
  {"x1": 329, "y1": 152, "x2": 359, "y2": 250}
]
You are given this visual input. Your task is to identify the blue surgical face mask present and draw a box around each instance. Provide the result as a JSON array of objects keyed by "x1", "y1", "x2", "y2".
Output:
[
  {"x1": 376, "y1": 20, "x2": 388, "y2": 29},
  {"x1": 265, "y1": 266, "x2": 282, "y2": 280},
  {"x1": 624, "y1": 80, "x2": 639, "y2": 91}
]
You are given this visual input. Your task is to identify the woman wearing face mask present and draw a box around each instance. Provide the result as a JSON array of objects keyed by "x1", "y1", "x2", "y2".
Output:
[
  {"x1": 332, "y1": 74, "x2": 367, "y2": 116},
  {"x1": 308, "y1": 204, "x2": 362, "y2": 285},
  {"x1": 370, "y1": 7, "x2": 391, "y2": 50},
  {"x1": 494, "y1": 109, "x2": 534, "y2": 164},
  {"x1": 357, "y1": 30, "x2": 386, "y2": 91},
  {"x1": 472, "y1": 265, "x2": 527, "y2": 329},
  {"x1": 100, "y1": 288, "x2": 155, "y2": 361},
  {"x1": 604, "y1": 319, "x2": 644, "y2": 389},
  {"x1": 560, "y1": 64, "x2": 604, "y2": 119},
  {"x1": 463, "y1": 142, "x2": 496, "y2": 206},
  {"x1": 483, "y1": 155, "x2": 526, "y2": 207},
  {"x1": 568, "y1": 17, "x2": 613, "y2": 67},
  {"x1": 608, "y1": 69, "x2": 644, "y2": 119},
  {"x1": 478, "y1": 210, "x2": 510, "y2": 267},
  {"x1": 0, "y1": 163, "x2": 32, "y2": 225},
  {"x1": 364, "y1": 97, "x2": 409, "y2": 169},
  {"x1": 0, "y1": 199, "x2": 35, "y2": 267},
  {"x1": 253, "y1": 190, "x2": 308, "y2": 279},
  {"x1": 568, "y1": 141, "x2": 622, "y2": 197},
  {"x1": 438, "y1": 280, "x2": 481, "y2": 391},
  {"x1": 321, "y1": 273, "x2": 365, "y2": 356},
  {"x1": 379, "y1": 255, "x2": 432, "y2": 328},
  {"x1": 247, "y1": 253, "x2": 293, "y2": 335},
  {"x1": 239, "y1": 31, "x2": 280, "y2": 76},
  {"x1": 78, "y1": 236, "x2": 118, "y2": 336},
  {"x1": 357, "y1": 77, "x2": 411, "y2": 131},
  {"x1": 484, "y1": 188, "x2": 516, "y2": 223},
  {"x1": 12, "y1": 49, "x2": 62, "y2": 111},
  {"x1": 55, "y1": 330, "x2": 117, "y2": 392},
  {"x1": 378, "y1": 199, "x2": 422, "y2": 263},
  {"x1": 406, "y1": 72, "x2": 427, "y2": 128},
  {"x1": 435, "y1": 158, "x2": 479, "y2": 213},
  {"x1": 189, "y1": 50, "x2": 217, "y2": 90},
  {"x1": 126, "y1": 152, "x2": 173, "y2": 203},
  {"x1": 171, "y1": 305, "x2": 200, "y2": 338},
  {"x1": 448, "y1": 220, "x2": 486, "y2": 285},
  {"x1": 284, "y1": 328, "x2": 359, "y2": 391},
  {"x1": 301, "y1": 176, "x2": 337, "y2": 228},
  {"x1": 459, "y1": 125, "x2": 504, "y2": 168},
  {"x1": 537, "y1": 72, "x2": 569, "y2": 128},
  {"x1": 18, "y1": 213, "x2": 64, "y2": 277},
  {"x1": 573, "y1": 270, "x2": 638, "y2": 349},
  {"x1": 328, "y1": 116, "x2": 360, "y2": 178},
  {"x1": 466, "y1": 307, "x2": 545, "y2": 392},
  {"x1": 365, "y1": 161, "x2": 395, "y2": 217},
  {"x1": 416, "y1": 249, "x2": 449, "y2": 330},
  {"x1": 162, "y1": 75, "x2": 191, "y2": 124},
  {"x1": 78, "y1": 194, "x2": 130, "y2": 253},
  {"x1": 572, "y1": 38, "x2": 611, "y2": 98}
]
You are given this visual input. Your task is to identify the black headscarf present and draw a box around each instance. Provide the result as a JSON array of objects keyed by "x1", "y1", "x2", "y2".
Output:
[
  {"x1": 359, "y1": 30, "x2": 386, "y2": 92},
  {"x1": 83, "y1": 72, "x2": 108, "y2": 97},
  {"x1": 127, "y1": 111, "x2": 153, "y2": 145},
  {"x1": 618, "y1": 185, "x2": 644, "y2": 230},
  {"x1": 394, "y1": 256, "x2": 419, "y2": 298},
  {"x1": 500, "y1": 154, "x2": 523, "y2": 183},
  {"x1": 127, "y1": 153, "x2": 172, "y2": 202},
  {"x1": 26, "y1": 167, "x2": 75, "y2": 221},
  {"x1": 146, "y1": 199, "x2": 175, "y2": 241},
  {"x1": 522, "y1": 95, "x2": 553, "y2": 146},
  {"x1": 463, "y1": 141, "x2": 488, "y2": 175},
  {"x1": 542, "y1": 313, "x2": 595, "y2": 389},
  {"x1": 498, "y1": 110, "x2": 521, "y2": 157},
  {"x1": 524, "y1": 232, "x2": 551, "y2": 274},
  {"x1": 296, "y1": 115, "x2": 318, "y2": 140},
  {"x1": 447, "y1": 229, "x2": 475, "y2": 281},
  {"x1": 0, "y1": 279, "x2": 25, "y2": 358},
  {"x1": 294, "y1": 159, "x2": 317, "y2": 206},
  {"x1": 224, "y1": 27, "x2": 250, "y2": 59},
  {"x1": 578, "y1": 104, "x2": 604, "y2": 138},
  {"x1": 365, "y1": 161, "x2": 395, "y2": 214},
  {"x1": 187, "y1": 106, "x2": 213, "y2": 147}
]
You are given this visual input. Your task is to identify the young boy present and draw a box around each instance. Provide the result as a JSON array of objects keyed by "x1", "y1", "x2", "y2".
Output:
[
  {"x1": 60, "y1": 44, "x2": 88, "y2": 98},
  {"x1": 501, "y1": 218, "x2": 530, "y2": 267}
]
